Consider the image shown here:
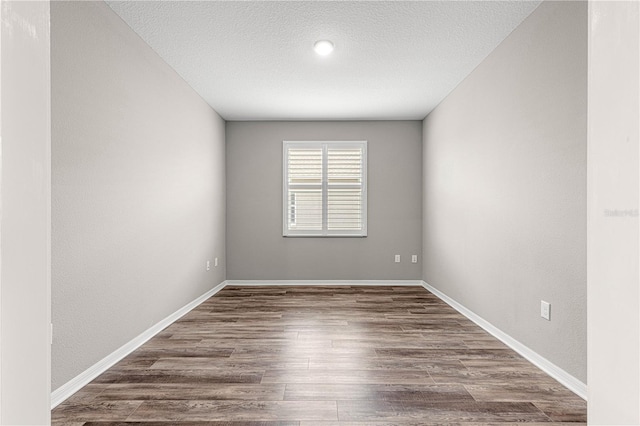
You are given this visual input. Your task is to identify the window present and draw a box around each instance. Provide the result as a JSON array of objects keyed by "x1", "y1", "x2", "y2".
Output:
[{"x1": 283, "y1": 141, "x2": 367, "y2": 237}]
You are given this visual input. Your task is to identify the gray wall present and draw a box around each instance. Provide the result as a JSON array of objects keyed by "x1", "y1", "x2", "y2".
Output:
[
  {"x1": 422, "y1": 0, "x2": 587, "y2": 382},
  {"x1": 51, "y1": 2, "x2": 226, "y2": 390},
  {"x1": 1, "y1": 1, "x2": 51, "y2": 423},
  {"x1": 226, "y1": 121, "x2": 422, "y2": 280},
  {"x1": 587, "y1": 1, "x2": 639, "y2": 422}
]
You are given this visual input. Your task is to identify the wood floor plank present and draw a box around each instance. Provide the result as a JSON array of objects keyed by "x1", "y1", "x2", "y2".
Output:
[
  {"x1": 307, "y1": 358, "x2": 462, "y2": 372},
  {"x1": 125, "y1": 347, "x2": 234, "y2": 359},
  {"x1": 92, "y1": 369, "x2": 265, "y2": 384},
  {"x1": 202, "y1": 339, "x2": 333, "y2": 348},
  {"x1": 428, "y1": 367, "x2": 553, "y2": 385},
  {"x1": 534, "y1": 400, "x2": 588, "y2": 422},
  {"x1": 52, "y1": 401, "x2": 143, "y2": 422},
  {"x1": 284, "y1": 384, "x2": 475, "y2": 403},
  {"x1": 52, "y1": 285, "x2": 585, "y2": 424},
  {"x1": 301, "y1": 423, "x2": 583, "y2": 426},
  {"x1": 464, "y1": 383, "x2": 584, "y2": 403},
  {"x1": 296, "y1": 331, "x2": 427, "y2": 340},
  {"x1": 94, "y1": 383, "x2": 286, "y2": 401},
  {"x1": 230, "y1": 347, "x2": 378, "y2": 358},
  {"x1": 337, "y1": 400, "x2": 551, "y2": 422},
  {"x1": 164, "y1": 331, "x2": 300, "y2": 340},
  {"x1": 149, "y1": 357, "x2": 309, "y2": 370},
  {"x1": 261, "y1": 369, "x2": 435, "y2": 385},
  {"x1": 331, "y1": 338, "x2": 470, "y2": 350},
  {"x1": 126, "y1": 400, "x2": 338, "y2": 421},
  {"x1": 83, "y1": 422, "x2": 300, "y2": 426},
  {"x1": 375, "y1": 347, "x2": 524, "y2": 360}
]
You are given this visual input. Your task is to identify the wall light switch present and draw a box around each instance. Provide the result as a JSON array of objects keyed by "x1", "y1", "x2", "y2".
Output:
[
  {"x1": 214, "y1": 257, "x2": 219, "y2": 267},
  {"x1": 394, "y1": 255, "x2": 401, "y2": 263},
  {"x1": 541, "y1": 300, "x2": 551, "y2": 321},
  {"x1": 206, "y1": 261, "x2": 211, "y2": 271},
  {"x1": 411, "y1": 255, "x2": 418, "y2": 263}
]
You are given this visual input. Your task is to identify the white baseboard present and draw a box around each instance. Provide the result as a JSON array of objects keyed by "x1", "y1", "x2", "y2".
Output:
[
  {"x1": 51, "y1": 281, "x2": 228, "y2": 409},
  {"x1": 226, "y1": 279, "x2": 423, "y2": 286},
  {"x1": 421, "y1": 281, "x2": 587, "y2": 400}
]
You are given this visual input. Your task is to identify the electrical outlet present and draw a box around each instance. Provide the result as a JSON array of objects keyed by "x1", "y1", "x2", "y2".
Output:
[
  {"x1": 214, "y1": 257, "x2": 219, "y2": 267},
  {"x1": 206, "y1": 261, "x2": 211, "y2": 271},
  {"x1": 541, "y1": 300, "x2": 551, "y2": 321},
  {"x1": 411, "y1": 255, "x2": 418, "y2": 263},
  {"x1": 394, "y1": 255, "x2": 401, "y2": 263}
]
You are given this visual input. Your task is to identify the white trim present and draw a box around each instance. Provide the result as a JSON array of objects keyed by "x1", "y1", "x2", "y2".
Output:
[
  {"x1": 226, "y1": 280, "x2": 423, "y2": 287},
  {"x1": 421, "y1": 281, "x2": 587, "y2": 400},
  {"x1": 50, "y1": 281, "x2": 227, "y2": 408}
]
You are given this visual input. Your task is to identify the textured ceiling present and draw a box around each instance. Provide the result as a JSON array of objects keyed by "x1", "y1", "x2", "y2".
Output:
[{"x1": 106, "y1": 1, "x2": 541, "y2": 121}]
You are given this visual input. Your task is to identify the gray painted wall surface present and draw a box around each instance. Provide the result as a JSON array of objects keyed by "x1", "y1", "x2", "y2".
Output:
[
  {"x1": 422, "y1": 1, "x2": 587, "y2": 381},
  {"x1": 1, "y1": 1, "x2": 51, "y2": 422},
  {"x1": 51, "y1": 2, "x2": 226, "y2": 390},
  {"x1": 226, "y1": 121, "x2": 422, "y2": 280},
  {"x1": 587, "y1": 1, "x2": 639, "y2": 422}
]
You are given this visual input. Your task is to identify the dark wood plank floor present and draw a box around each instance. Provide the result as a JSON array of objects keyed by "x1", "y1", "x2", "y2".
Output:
[{"x1": 52, "y1": 285, "x2": 586, "y2": 425}]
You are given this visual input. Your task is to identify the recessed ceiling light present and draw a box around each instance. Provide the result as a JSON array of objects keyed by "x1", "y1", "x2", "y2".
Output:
[{"x1": 314, "y1": 40, "x2": 334, "y2": 56}]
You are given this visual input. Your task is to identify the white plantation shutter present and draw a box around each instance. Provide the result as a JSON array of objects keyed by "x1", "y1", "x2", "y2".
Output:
[
  {"x1": 286, "y1": 148, "x2": 323, "y2": 231},
  {"x1": 283, "y1": 141, "x2": 367, "y2": 237},
  {"x1": 327, "y1": 148, "x2": 364, "y2": 231}
]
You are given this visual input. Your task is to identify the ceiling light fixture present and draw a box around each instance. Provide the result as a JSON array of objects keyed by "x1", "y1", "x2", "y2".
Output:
[{"x1": 313, "y1": 40, "x2": 334, "y2": 56}]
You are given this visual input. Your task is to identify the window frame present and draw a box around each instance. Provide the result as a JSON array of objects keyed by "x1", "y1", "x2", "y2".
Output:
[{"x1": 283, "y1": 140, "x2": 368, "y2": 238}]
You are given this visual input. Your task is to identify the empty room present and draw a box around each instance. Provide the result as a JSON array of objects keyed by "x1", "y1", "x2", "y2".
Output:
[{"x1": 1, "y1": 0, "x2": 638, "y2": 425}]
